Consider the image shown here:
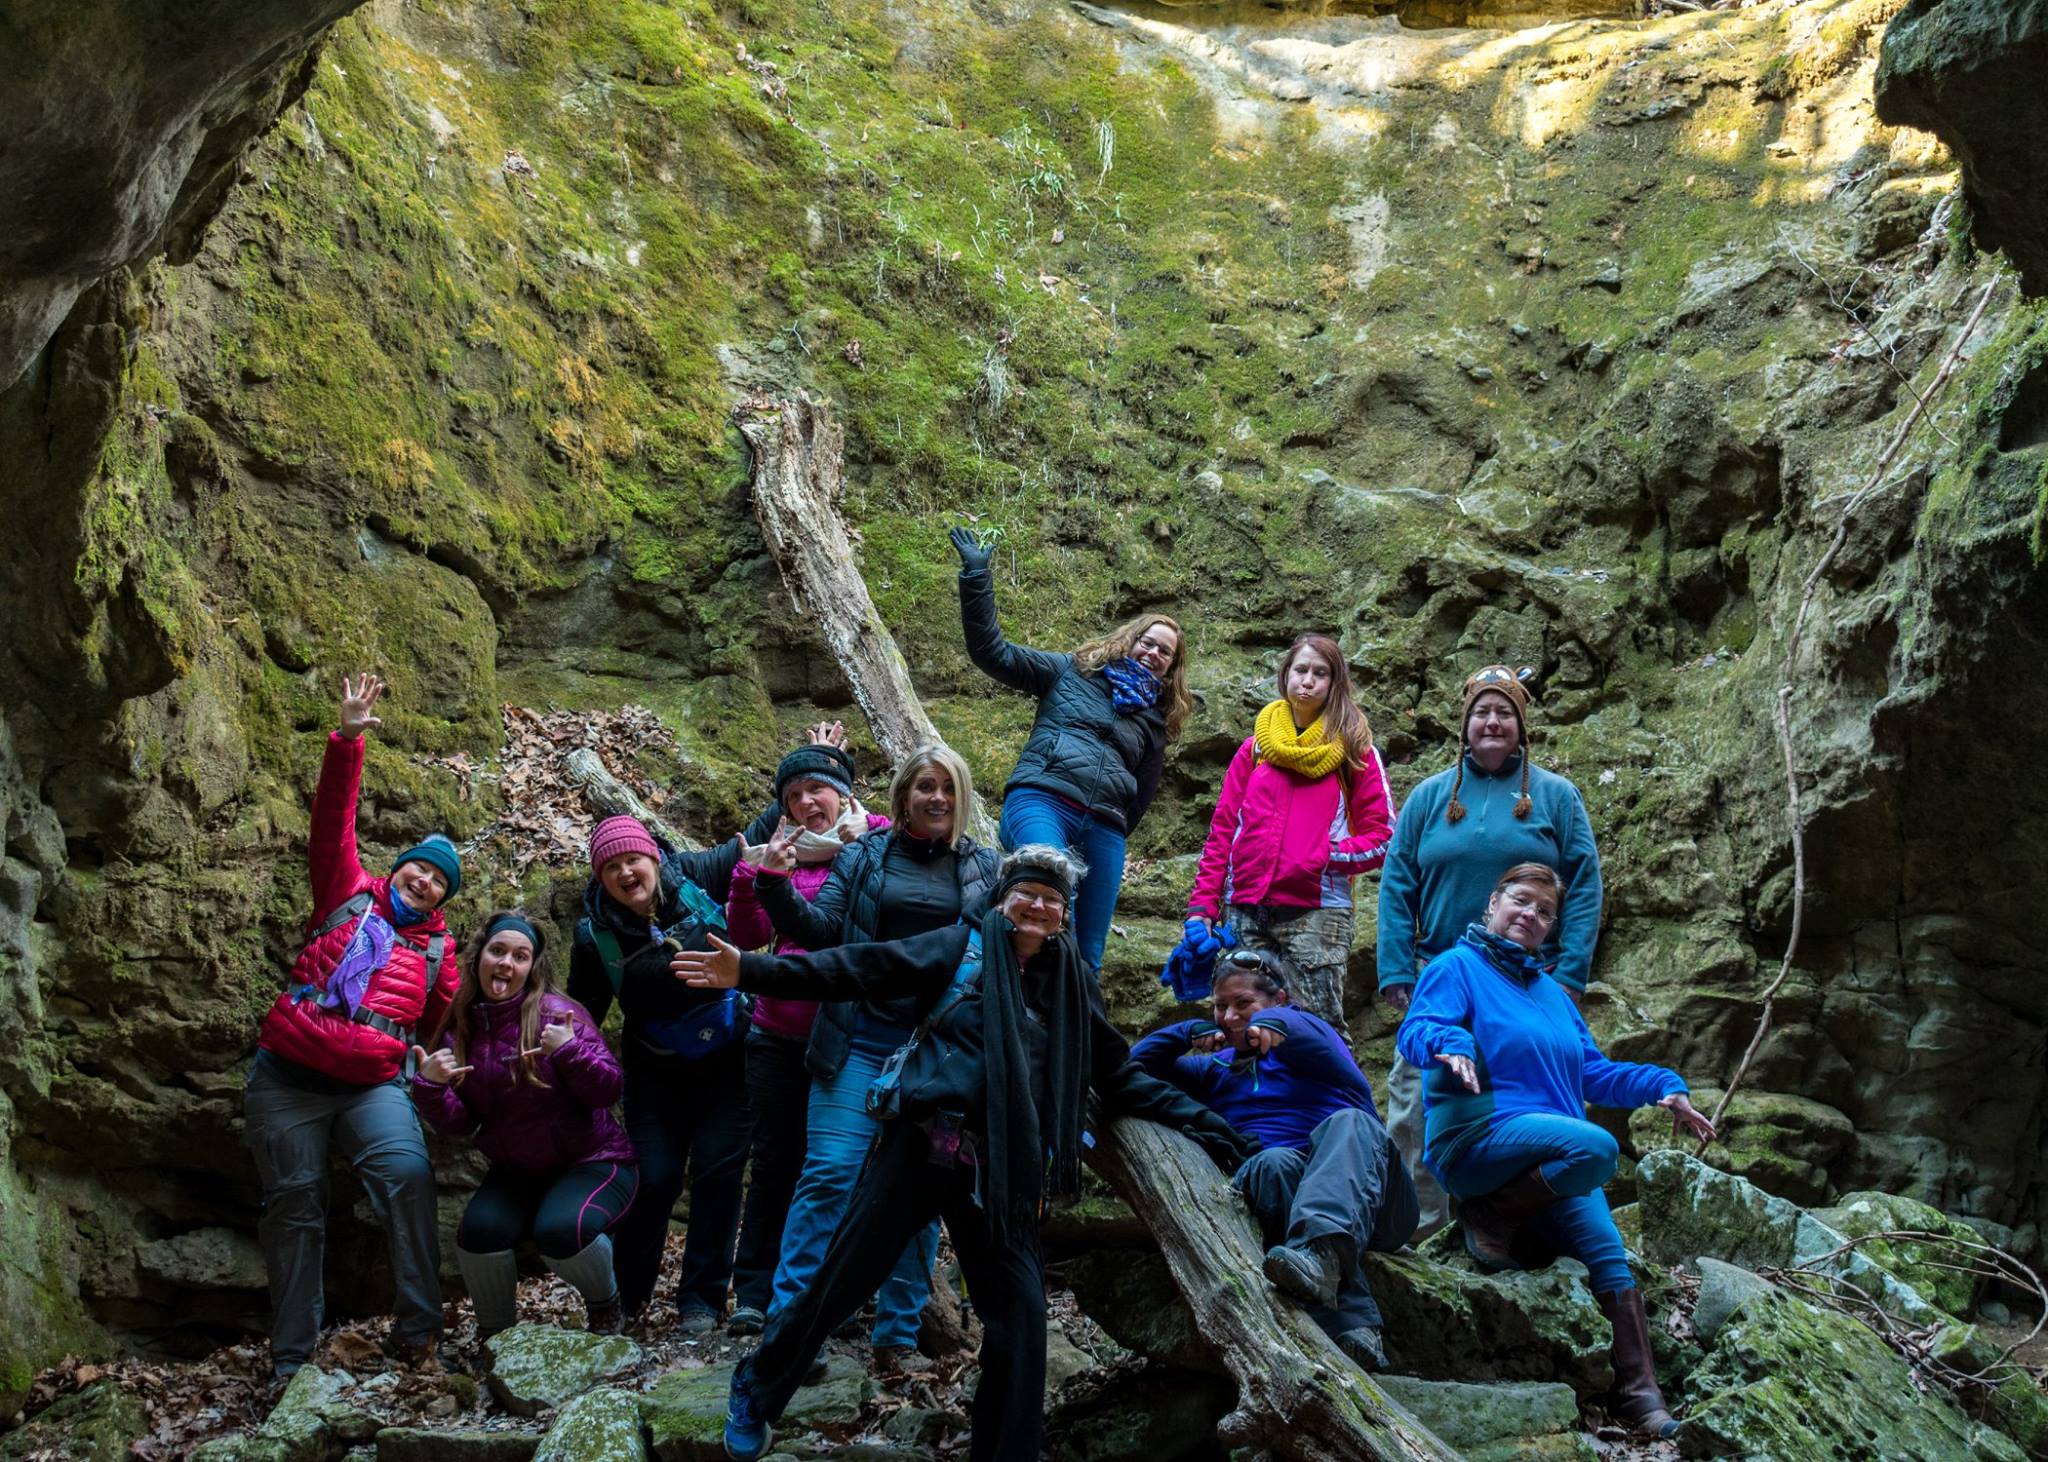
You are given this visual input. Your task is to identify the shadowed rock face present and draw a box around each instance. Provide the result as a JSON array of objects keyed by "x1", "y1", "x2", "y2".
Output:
[
  {"x1": 1876, "y1": 0, "x2": 2048, "y2": 296},
  {"x1": 0, "y1": 0, "x2": 369, "y2": 390}
]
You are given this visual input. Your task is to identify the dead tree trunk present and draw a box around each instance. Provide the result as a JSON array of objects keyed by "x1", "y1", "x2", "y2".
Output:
[
  {"x1": 735, "y1": 393, "x2": 997, "y2": 847},
  {"x1": 1093, "y1": 1119, "x2": 1461, "y2": 1462},
  {"x1": 567, "y1": 746, "x2": 691, "y2": 850}
]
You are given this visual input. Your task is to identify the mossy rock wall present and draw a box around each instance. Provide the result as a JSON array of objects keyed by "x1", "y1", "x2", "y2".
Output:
[{"x1": 0, "y1": 0, "x2": 2044, "y2": 1392}]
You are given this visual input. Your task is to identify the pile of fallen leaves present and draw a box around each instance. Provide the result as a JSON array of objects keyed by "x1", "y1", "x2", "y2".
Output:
[{"x1": 417, "y1": 704, "x2": 680, "y2": 875}]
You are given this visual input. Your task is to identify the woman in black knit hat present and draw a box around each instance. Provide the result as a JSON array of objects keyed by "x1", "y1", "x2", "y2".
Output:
[{"x1": 679, "y1": 844, "x2": 1260, "y2": 1462}]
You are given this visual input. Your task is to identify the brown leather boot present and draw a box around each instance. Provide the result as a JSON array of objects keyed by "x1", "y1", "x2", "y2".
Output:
[
  {"x1": 1457, "y1": 1166, "x2": 1560, "y2": 1271},
  {"x1": 1598, "y1": 1287, "x2": 1679, "y2": 1438}
]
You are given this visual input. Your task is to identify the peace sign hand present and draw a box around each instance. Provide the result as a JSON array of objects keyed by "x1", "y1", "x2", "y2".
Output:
[
  {"x1": 539, "y1": 1013, "x2": 576, "y2": 1056},
  {"x1": 414, "y1": 1045, "x2": 473, "y2": 1085},
  {"x1": 340, "y1": 673, "x2": 386, "y2": 739},
  {"x1": 758, "y1": 819, "x2": 801, "y2": 875}
]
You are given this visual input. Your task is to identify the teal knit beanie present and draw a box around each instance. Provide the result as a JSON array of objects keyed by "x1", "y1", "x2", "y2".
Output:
[{"x1": 392, "y1": 833, "x2": 462, "y2": 899}]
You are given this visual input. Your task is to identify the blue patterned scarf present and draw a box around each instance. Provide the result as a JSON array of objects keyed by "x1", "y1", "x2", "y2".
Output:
[
  {"x1": 1461, "y1": 922, "x2": 1546, "y2": 985},
  {"x1": 1102, "y1": 657, "x2": 1162, "y2": 714}
]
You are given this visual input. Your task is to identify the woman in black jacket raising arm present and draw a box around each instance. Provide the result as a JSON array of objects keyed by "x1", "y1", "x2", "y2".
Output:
[{"x1": 677, "y1": 844, "x2": 1258, "y2": 1462}]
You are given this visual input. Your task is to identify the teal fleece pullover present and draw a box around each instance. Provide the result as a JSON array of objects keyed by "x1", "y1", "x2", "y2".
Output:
[{"x1": 1374, "y1": 751, "x2": 1603, "y2": 992}]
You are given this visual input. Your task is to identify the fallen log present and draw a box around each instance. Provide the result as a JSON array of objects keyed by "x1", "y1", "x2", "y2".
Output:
[
  {"x1": 735, "y1": 392, "x2": 997, "y2": 847},
  {"x1": 566, "y1": 746, "x2": 691, "y2": 850},
  {"x1": 1093, "y1": 1119, "x2": 1461, "y2": 1462}
]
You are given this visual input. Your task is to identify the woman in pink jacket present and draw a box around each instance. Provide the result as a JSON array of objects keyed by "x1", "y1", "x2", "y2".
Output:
[
  {"x1": 721, "y1": 724, "x2": 890, "y2": 1338},
  {"x1": 1189, "y1": 635, "x2": 1395, "y2": 1031}
]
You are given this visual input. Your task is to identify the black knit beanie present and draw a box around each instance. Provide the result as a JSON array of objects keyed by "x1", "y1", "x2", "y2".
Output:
[{"x1": 774, "y1": 744, "x2": 857, "y2": 804}]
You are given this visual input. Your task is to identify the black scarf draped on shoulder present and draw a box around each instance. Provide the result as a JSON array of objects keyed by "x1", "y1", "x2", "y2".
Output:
[{"x1": 977, "y1": 905, "x2": 1090, "y2": 1244}]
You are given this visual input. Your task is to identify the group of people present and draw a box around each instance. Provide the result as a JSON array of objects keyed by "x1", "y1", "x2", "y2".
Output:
[{"x1": 240, "y1": 531, "x2": 1716, "y2": 1462}]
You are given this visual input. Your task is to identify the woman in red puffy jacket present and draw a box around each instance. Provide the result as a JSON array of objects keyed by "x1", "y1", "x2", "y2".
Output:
[
  {"x1": 244, "y1": 674, "x2": 464, "y2": 1379},
  {"x1": 413, "y1": 911, "x2": 637, "y2": 1343}
]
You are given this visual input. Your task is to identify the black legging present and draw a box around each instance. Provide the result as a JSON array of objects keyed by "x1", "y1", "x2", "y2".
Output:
[
  {"x1": 458, "y1": 1159, "x2": 639, "y2": 1259},
  {"x1": 741, "y1": 1121, "x2": 1047, "y2": 1462},
  {"x1": 730, "y1": 1028, "x2": 811, "y2": 1312},
  {"x1": 612, "y1": 1043, "x2": 753, "y2": 1312}
]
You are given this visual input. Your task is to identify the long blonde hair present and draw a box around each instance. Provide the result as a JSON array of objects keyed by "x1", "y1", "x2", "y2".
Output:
[
  {"x1": 1074, "y1": 613, "x2": 1192, "y2": 740},
  {"x1": 444, "y1": 909, "x2": 555, "y2": 1089},
  {"x1": 890, "y1": 744, "x2": 978, "y2": 850}
]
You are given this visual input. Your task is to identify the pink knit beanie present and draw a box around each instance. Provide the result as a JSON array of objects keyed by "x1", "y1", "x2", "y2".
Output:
[{"x1": 590, "y1": 815, "x2": 660, "y2": 873}]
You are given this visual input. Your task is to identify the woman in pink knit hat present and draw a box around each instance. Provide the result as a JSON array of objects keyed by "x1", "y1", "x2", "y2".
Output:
[{"x1": 565, "y1": 785, "x2": 780, "y2": 1336}]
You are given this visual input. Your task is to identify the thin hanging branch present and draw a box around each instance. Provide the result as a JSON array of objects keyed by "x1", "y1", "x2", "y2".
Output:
[{"x1": 1704, "y1": 278, "x2": 2000, "y2": 1147}]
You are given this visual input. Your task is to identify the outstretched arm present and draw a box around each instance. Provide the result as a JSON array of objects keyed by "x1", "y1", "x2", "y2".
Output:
[
  {"x1": 309, "y1": 674, "x2": 381, "y2": 920},
  {"x1": 955, "y1": 530, "x2": 1066, "y2": 696},
  {"x1": 678, "y1": 924, "x2": 969, "y2": 1004}
]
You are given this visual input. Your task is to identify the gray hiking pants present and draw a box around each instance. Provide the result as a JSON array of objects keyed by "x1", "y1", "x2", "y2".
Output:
[
  {"x1": 1234, "y1": 1107, "x2": 1418, "y2": 1335},
  {"x1": 243, "y1": 1058, "x2": 443, "y2": 1370},
  {"x1": 1384, "y1": 1052, "x2": 1450, "y2": 1239}
]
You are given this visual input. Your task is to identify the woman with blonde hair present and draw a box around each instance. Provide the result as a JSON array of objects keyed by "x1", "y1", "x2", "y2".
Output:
[
  {"x1": 750, "y1": 740, "x2": 997, "y2": 1368},
  {"x1": 952, "y1": 528, "x2": 1189, "y2": 969},
  {"x1": 1189, "y1": 633, "x2": 1396, "y2": 1030},
  {"x1": 413, "y1": 910, "x2": 636, "y2": 1342}
]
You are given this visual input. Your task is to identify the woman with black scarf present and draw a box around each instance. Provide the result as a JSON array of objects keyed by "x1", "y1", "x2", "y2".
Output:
[{"x1": 676, "y1": 844, "x2": 1261, "y2": 1462}]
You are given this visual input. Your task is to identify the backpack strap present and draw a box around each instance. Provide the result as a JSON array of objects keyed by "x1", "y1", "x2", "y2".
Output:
[
  {"x1": 424, "y1": 932, "x2": 449, "y2": 988},
  {"x1": 588, "y1": 926, "x2": 627, "y2": 994},
  {"x1": 310, "y1": 889, "x2": 374, "y2": 940}
]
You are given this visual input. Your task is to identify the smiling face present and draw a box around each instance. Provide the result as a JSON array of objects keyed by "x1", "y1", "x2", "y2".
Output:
[
  {"x1": 1486, "y1": 878, "x2": 1559, "y2": 952},
  {"x1": 393, "y1": 859, "x2": 449, "y2": 912},
  {"x1": 1001, "y1": 879, "x2": 1068, "y2": 944},
  {"x1": 599, "y1": 851, "x2": 661, "y2": 915},
  {"x1": 1283, "y1": 645, "x2": 1335, "y2": 721},
  {"x1": 1129, "y1": 621, "x2": 1180, "y2": 679},
  {"x1": 478, "y1": 930, "x2": 536, "y2": 1002},
  {"x1": 905, "y1": 766, "x2": 956, "y2": 841},
  {"x1": 1211, "y1": 969, "x2": 1287, "y2": 1050},
  {"x1": 1465, "y1": 689, "x2": 1522, "y2": 770},
  {"x1": 784, "y1": 777, "x2": 846, "y2": 834}
]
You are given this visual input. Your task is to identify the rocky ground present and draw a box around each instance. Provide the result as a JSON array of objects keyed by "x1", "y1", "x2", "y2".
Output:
[{"x1": 3, "y1": 1154, "x2": 2042, "y2": 1459}]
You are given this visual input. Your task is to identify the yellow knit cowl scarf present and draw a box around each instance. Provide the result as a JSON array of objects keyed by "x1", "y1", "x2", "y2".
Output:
[{"x1": 1252, "y1": 700, "x2": 1345, "y2": 780}]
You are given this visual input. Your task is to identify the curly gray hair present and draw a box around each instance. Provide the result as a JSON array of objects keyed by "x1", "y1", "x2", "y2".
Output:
[{"x1": 997, "y1": 843, "x2": 1088, "y2": 900}]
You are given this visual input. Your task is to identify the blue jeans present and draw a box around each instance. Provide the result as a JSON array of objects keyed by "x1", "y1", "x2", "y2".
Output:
[
  {"x1": 1444, "y1": 1112, "x2": 1631, "y2": 1293},
  {"x1": 997, "y1": 787, "x2": 1127, "y2": 969},
  {"x1": 770, "y1": 1036, "x2": 939, "y2": 1347}
]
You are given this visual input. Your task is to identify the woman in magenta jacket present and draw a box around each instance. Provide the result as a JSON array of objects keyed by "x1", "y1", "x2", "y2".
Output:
[
  {"x1": 413, "y1": 910, "x2": 637, "y2": 1342},
  {"x1": 1189, "y1": 634, "x2": 1395, "y2": 1030}
]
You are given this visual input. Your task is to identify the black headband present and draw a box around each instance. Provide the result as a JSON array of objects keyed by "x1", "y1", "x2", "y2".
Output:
[
  {"x1": 482, "y1": 913, "x2": 544, "y2": 957},
  {"x1": 997, "y1": 863, "x2": 1076, "y2": 904}
]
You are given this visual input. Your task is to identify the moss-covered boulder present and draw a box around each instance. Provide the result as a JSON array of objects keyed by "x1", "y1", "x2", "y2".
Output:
[
  {"x1": 0, "y1": 1380, "x2": 149, "y2": 1461},
  {"x1": 1631, "y1": 1089, "x2": 1854, "y2": 1207},
  {"x1": 1362, "y1": 1252, "x2": 1612, "y2": 1394},
  {"x1": 1680, "y1": 1291, "x2": 2024, "y2": 1461},
  {"x1": 1374, "y1": 1376, "x2": 1591, "y2": 1462},
  {"x1": 1810, "y1": 1191, "x2": 1991, "y2": 1317},
  {"x1": 373, "y1": 1430, "x2": 541, "y2": 1461},
  {"x1": 639, "y1": 1355, "x2": 868, "y2": 1460},
  {"x1": 1047, "y1": 1365, "x2": 1236, "y2": 1462},
  {"x1": 485, "y1": 1325, "x2": 640, "y2": 1417},
  {"x1": 535, "y1": 1388, "x2": 648, "y2": 1462},
  {"x1": 1065, "y1": 1248, "x2": 1219, "y2": 1374}
]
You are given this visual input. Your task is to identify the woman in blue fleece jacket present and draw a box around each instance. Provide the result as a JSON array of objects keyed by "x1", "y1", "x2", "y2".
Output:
[
  {"x1": 1398, "y1": 861, "x2": 1714, "y2": 1439},
  {"x1": 1135, "y1": 948, "x2": 1417, "y2": 1371}
]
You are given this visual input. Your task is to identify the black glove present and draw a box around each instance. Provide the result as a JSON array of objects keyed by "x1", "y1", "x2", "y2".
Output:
[
  {"x1": 949, "y1": 526, "x2": 993, "y2": 576},
  {"x1": 1184, "y1": 1108, "x2": 1261, "y2": 1175}
]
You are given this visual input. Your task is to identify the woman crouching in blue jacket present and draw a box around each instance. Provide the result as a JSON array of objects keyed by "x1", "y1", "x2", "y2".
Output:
[{"x1": 1397, "y1": 861, "x2": 1716, "y2": 1439}]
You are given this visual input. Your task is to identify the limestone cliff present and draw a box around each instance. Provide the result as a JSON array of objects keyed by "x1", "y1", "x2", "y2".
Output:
[{"x1": 0, "y1": 0, "x2": 2043, "y2": 1405}]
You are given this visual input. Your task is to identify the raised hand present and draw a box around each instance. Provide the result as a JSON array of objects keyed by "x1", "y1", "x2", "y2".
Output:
[
  {"x1": 949, "y1": 526, "x2": 993, "y2": 575},
  {"x1": 539, "y1": 1012, "x2": 576, "y2": 1056},
  {"x1": 674, "y1": 933, "x2": 743, "y2": 989},
  {"x1": 340, "y1": 673, "x2": 386, "y2": 740},
  {"x1": 413, "y1": 1044, "x2": 472, "y2": 1085},
  {"x1": 1434, "y1": 1051, "x2": 1480, "y2": 1094},
  {"x1": 804, "y1": 720, "x2": 848, "y2": 749},
  {"x1": 756, "y1": 819, "x2": 801, "y2": 875},
  {"x1": 1661, "y1": 1092, "x2": 1716, "y2": 1143}
]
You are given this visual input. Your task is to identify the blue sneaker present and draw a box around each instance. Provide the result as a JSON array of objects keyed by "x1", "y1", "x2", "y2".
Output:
[{"x1": 724, "y1": 1368, "x2": 773, "y2": 1461}]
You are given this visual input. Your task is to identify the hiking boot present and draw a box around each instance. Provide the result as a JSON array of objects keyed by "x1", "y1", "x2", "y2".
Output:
[
  {"x1": 873, "y1": 1344, "x2": 934, "y2": 1377},
  {"x1": 1262, "y1": 1237, "x2": 1345, "y2": 1309},
  {"x1": 723, "y1": 1370, "x2": 774, "y2": 1461},
  {"x1": 727, "y1": 1305, "x2": 766, "y2": 1338},
  {"x1": 1458, "y1": 1166, "x2": 1561, "y2": 1272},
  {"x1": 586, "y1": 1297, "x2": 623, "y2": 1336},
  {"x1": 1598, "y1": 1287, "x2": 1679, "y2": 1439},
  {"x1": 1336, "y1": 1325, "x2": 1387, "y2": 1372},
  {"x1": 678, "y1": 1295, "x2": 720, "y2": 1337},
  {"x1": 380, "y1": 1332, "x2": 447, "y2": 1374}
]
